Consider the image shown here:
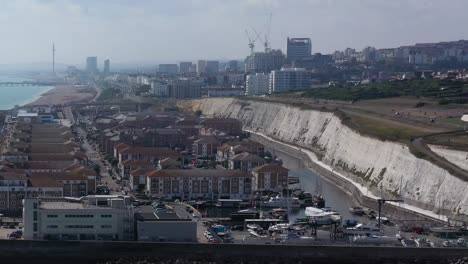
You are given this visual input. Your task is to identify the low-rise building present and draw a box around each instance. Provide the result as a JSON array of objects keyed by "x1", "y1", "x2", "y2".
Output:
[
  {"x1": 228, "y1": 152, "x2": 266, "y2": 173},
  {"x1": 200, "y1": 118, "x2": 242, "y2": 137},
  {"x1": 135, "y1": 205, "x2": 197, "y2": 242},
  {"x1": 192, "y1": 136, "x2": 220, "y2": 158},
  {"x1": 146, "y1": 169, "x2": 252, "y2": 200},
  {"x1": 252, "y1": 164, "x2": 289, "y2": 192},
  {"x1": 23, "y1": 195, "x2": 135, "y2": 241}
]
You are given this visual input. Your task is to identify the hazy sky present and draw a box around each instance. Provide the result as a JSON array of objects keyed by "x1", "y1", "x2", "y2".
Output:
[{"x1": 1, "y1": 0, "x2": 468, "y2": 65}]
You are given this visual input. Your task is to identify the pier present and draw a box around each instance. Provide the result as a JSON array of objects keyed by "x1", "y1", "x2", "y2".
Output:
[{"x1": 0, "y1": 81, "x2": 60, "y2": 87}]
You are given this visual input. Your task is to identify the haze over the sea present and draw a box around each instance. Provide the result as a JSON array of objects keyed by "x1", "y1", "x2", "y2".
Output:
[{"x1": 0, "y1": 75, "x2": 53, "y2": 110}]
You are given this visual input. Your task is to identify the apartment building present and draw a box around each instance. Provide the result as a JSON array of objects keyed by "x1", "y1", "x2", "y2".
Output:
[
  {"x1": 252, "y1": 164, "x2": 289, "y2": 192},
  {"x1": 145, "y1": 169, "x2": 252, "y2": 200}
]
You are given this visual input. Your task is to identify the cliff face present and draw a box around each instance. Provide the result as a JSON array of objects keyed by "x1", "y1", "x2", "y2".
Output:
[{"x1": 183, "y1": 98, "x2": 468, "y2": 215}]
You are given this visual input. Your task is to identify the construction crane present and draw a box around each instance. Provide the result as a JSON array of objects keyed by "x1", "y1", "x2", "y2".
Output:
[
  {"x1": 377, "y1": 198, "x2": 404, "y2": 228},
  {"x1": 245, "y1": 26, "x2": 263, "y2": 54},
  {"x1": 263, "y1": 12, "x2": 272, "y2": 52}
]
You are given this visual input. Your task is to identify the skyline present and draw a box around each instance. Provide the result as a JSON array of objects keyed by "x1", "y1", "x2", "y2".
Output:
[{"x1": 0, "y1": 0, "x2": 468, "y2": 65}]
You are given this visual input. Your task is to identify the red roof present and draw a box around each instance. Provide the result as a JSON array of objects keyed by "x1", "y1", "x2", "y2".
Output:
[
  {"x1": 252, "y1": 164, "x2": 289, "y2": 173},
  {"x1": 120, "y1": 147, "x2": 180, "y2": 158}
]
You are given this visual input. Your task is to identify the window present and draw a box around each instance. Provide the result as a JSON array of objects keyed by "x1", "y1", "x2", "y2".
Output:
[
  {"x1": 65, "y1": 214, "x2": 94, "y2": 218},
  {"x1": 33, "y1": 223, "x2": 37, "y2": 232},
  {"x1": 101, "y1": 214, "x2": 112, "y2": 218},
  {"x1": 33, "y1": 202, "x2": 37, "y2": 209},
  {"x1": 101, "y1": 225, "x2": 112, "y2": 228},
  {"x1": 47, "y1": 214, "x2": 58, "y2": 218},
  {"x1": 33, "y1": 211, "x2": 37, "y2": 221},
  {"x1": 46, "y1": 225, "x2": 58, "y2": 229},
  {"x1": 65, "y1": 225, "x2": 93, "y2": 228}
]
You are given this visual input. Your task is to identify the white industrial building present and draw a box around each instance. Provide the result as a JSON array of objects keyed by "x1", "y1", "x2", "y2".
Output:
[
  {"x1": 269, "y1": 67, "x2": 312, "y2": 93},
  {"x1": 23, "y1": 195, "x2": 134, "y2": 241},
  {"x1": 245, "y1": 73, "x2": 270, "y2": 96}
]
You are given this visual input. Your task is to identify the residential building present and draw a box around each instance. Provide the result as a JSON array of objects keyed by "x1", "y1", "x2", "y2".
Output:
[
  {"x1": 197, "y1": 60, "x2": 207, "y2": 74},
  {"x1": 103, "y1": 59, "x2": 110, "y2": 75},
  {"x1": 206, "y1": 61, "x2": 219, "y2": 73},
  {"x1": 179, "y1": 62, "x2": 193, "y2": 74},
  {"x1": 192, "y1": 136, "x2": 220, "y2": 158},
  {"x1": 151, "y1": 80, "x2": 168, "y2": 97},
  {"x1": 86, "y1": 56, "x2": 98, "y2": 73},
  {"x1": 200, "y1": 118, "x2": 242, "y2": 137},
  {"x1": 228, "y1": 152, "x2": 266, "y2": 173},
  {"x1": 287, "y1": 37, "x2": 312, "y2": 63},
  {"x1": 159, "y1": 64, "x2": 178, "y2": 74},
  {"x1": 269, "y1": 67, "x2": 312, "y2": 93},
  {"x1": 145, "y1": 169, "x2": 252, "y2": 200},
  {"x1": 245, "y1": 50, "x2": 286, "y2": 73},
  {"x1": 117, "y1": 147, "x2": 180, "y2": 177},
  {"x1": 22, "y1": 196, "x2": 135, "y2": 241},
  {"x1": 167, "y1": 79, "x2": 202, "y2": 99},
  {"x1": 245, "y1": 73, "x2": 270, "y2": 96},
  {"x1": 252, "y1": 164, "x2": 289, "y2": 192}
]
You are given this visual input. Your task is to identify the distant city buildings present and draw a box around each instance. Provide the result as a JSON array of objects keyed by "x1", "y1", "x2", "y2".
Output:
[
  {"x1": 103, "y1": 59, "x2": 110, "y2": 75},
  {"x1": 205, "y1": 61, "x2": 219, "y2": 73},
  {"x1": 151, "y1": 80, "x2": 168, "y2": 97},
  {"x1": 86, "y1": 56, "x2": 98, "y2": 74},
  {"x1": 287, "y1": 37, "x2": 312, "y2": 63},
  {"x1": 167, "y1": 79, "x2": 202, "y2": 99},
  {"x1": 159, "y1": 64, "x2": 178, "y2": 74},
  {"x1": 197, "y1": 60, "x2": 206, "y2": 74},
  {"x1": 245, "y1": 50, "x2": 286, "y2": 73},
  {"x1": 227, "y1": 60, "x2": 239, "y2": 71},
  {"x1": 179, "y1": 62, "x2": 193, "y2": 74},
  {"x1": 246, "y1": 73, "x2": 270, "y2": 96},
  {"x1": 269, "y1": 67, "x2": 312, "y2": 93}
]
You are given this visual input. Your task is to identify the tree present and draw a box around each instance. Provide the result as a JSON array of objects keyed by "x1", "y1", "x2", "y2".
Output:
[
  {"x1": 93, "y1": 164, "x2": 101, "y2": 176},
  {"x1": 110, "y1": 158, "x2": 119, "y2": 167}
]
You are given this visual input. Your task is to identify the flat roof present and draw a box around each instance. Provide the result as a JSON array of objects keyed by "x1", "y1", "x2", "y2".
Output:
[{"x1": 40, "y1": 202, "x2": 87, "y2": 210}]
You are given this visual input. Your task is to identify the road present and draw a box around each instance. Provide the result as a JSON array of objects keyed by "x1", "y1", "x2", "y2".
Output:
[
  {"x1": 411, "y1": 138, "x2": 468, "y2": 181},
  {"x1": 77, "y1": 126, "x2": 122, "y2": 195}
]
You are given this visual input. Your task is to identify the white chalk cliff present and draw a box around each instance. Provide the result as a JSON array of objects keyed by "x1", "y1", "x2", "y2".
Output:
[{"x1": 183, "y1": 98, "x2": 468, "y2": 216}]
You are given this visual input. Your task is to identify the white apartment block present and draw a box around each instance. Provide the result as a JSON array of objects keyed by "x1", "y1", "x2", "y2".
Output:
[
  {"x1": 23, "y1": 195, "x2": 134, "y2": 241},
  {"x1": 269, "y1": 67, "x2": 311, "y2": 93},
  {"x1": 245, "y1": 73, "x2": 270, "y2": 96}
]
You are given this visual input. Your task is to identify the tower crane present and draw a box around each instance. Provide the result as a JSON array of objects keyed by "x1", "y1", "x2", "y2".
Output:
[
  {"x1": 263, "y1": 12, "x2": 272, "y2": 52},
  {"x1": 245, "y1": 26, "x2": 263, "y2": 54}
]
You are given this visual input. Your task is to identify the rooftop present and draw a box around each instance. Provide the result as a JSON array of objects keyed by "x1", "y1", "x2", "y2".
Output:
[{"x1": 146, "y1": 169, "x2": 251, "y2": 178}]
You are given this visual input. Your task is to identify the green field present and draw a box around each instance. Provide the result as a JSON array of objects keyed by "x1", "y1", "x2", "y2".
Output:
[{"x1": 301, "y1": 79, "x2": 468, "y2": 103}]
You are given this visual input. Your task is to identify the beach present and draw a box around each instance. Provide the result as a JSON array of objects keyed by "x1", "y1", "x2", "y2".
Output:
[{"x1": 28, "y1": 84, "x2": 97, "y2": 106}]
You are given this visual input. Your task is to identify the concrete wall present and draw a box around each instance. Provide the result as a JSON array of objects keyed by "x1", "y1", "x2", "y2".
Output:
[
  {"x1": 181, "y1": 98, "x2": 468, "y2": 216},
  {"x1": 0, "y1": 240, "x2": 466, "y2": 264}
]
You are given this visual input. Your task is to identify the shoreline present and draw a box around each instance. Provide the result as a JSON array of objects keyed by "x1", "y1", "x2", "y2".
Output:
[
  {"x1": 246, "y1": 129, "x2": 449, "y2": 224},
  {"x1": 26, "y1": 84, "x2": 97, "y2": 106}
]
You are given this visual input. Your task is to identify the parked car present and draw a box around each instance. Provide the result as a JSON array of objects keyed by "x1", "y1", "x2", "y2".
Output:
[{"x1": 231, "y1": 225, "x2": 244, "y2": 231}]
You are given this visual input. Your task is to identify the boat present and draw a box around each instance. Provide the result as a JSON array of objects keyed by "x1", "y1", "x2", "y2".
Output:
[
  {"x1": 342, "y1": 223, "x2": 383, "y2": 236},
  {"x1": 230, "y1": 208, "x2": 260, "y2": 221},
  {"x1": 349, "y1": 206, "x2": 365, "y2": 215},
  {"x1": 262, "y1": 195, "x2": 301, "y2": 208},
  {"x1": 305, "y1": 207, "x2": 341, "y2": 225},
  {"x1": 352, "y1": 235, "x2": 396, "y2": 245},
  {"x1": 270, "y1": 208, "x2": 288, "y2": 218},
  {"x1": 268, "y1": 223, "x2": 291, "y2": 232},
  {"x1": 429, "y1": 226, "x2": 459, "y2": 238}
]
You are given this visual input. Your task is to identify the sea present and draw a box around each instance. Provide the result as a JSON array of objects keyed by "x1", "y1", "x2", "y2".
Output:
[{"x1": 0, "y1": 75, "x2": 54, "y2": 110}]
